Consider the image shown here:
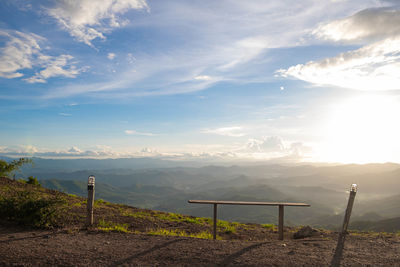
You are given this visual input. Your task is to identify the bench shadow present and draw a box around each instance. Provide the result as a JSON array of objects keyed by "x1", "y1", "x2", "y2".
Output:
[
  {"x1": 218, "y1": 241, "x2": 272, "y2": 266},
  {"x1": 111, "y1": 238, "x2": 184, "y2": 266}
]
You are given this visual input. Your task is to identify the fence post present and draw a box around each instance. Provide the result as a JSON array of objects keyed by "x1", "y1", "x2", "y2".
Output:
[
  {"x1": 87, "y1": 175, "x2": 95, "y2": 226},
  {"x1": 330, "y1": 184, "x2": 357, "y2": 267},
  {"x1": 278, "y1": 205, "x2": 284, "y2": 240},
  {"x1": 213, "y1": 204, "x2": 218, "y2": 240}
]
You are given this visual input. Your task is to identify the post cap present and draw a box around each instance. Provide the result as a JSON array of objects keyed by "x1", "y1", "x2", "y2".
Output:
[
  {"x1": 350, "y1": 184, "x2": 357, "y2": 192},
  {"x1": 88, "y1": 175, "x2": 95, "y2": 186}
]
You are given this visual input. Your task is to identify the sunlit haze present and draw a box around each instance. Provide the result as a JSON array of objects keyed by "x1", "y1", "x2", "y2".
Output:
[{"x1": 1, "y1": 0, "x2": 400, "y2": 164}]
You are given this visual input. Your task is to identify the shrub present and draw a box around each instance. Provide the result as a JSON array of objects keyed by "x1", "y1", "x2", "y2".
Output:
[
  {"x1": 0, "y1": 191, "x2": 66, "y2": 228},
  {"x1": 26, "y1": 176, "x2": 40, "y2": 186}
]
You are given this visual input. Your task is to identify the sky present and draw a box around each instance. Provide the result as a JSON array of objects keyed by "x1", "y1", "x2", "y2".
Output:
[{"x1": 1, "y1": 0, "x2": 400, "y2": 163}]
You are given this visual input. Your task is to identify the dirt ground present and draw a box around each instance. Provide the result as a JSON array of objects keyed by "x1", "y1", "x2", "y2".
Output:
[{"x1": 1, "y1": 226, "x2": 399, "y2": 266}]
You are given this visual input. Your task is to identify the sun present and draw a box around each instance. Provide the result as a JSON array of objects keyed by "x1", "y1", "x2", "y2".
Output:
[{"x1": 317, "y1": 94, "x2": 400, "y2": 163}]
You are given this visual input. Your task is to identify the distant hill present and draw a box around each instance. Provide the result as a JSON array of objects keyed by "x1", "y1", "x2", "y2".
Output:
[
  {"x1": 351, "y1": 217, "x2": 400, "y2": 232},
  {"x1": 5, "y1": 157, "x2": 399, "y2": 229}
]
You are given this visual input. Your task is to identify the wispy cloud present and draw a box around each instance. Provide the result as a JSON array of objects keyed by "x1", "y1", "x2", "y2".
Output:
[
  {"x1": 107, "y1": 53, "x2": 116, "y2": 60},
  {"x1": 279, "y1": 6, "x2": 400, "y2": 91},
  {"x1": 124, "y1": 129, "x2": 157, "y2": 136},
  {"x1": 37, "y1": 0, "x2": 373, "y2": 99},
  {"x1": 0, "y1": 30, "x2": 85, "y2": 83},
  {"x1": 0, "y1": 30, "x2": 42, "y2": 79},
  {"x1": 313, "y1": 7, "x2": 400, "y2": 43},
  {"x1": 58, "y1": 112, "x2": 72, "y2": 116},
  {"x1": 0, "y1": 145, "x2": 120, "y2": 158},
  {"x1": 202, "y1": 126, "x2": 246, "y2": 137},
  {"x1": 24, "y1": 55, "x2": 85, "y2": 83},
  {"x1": 46, "y1": 0, "x2": 148, "y2": 46}
]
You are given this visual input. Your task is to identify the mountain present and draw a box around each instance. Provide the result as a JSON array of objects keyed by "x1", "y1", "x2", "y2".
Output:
[
  {"x1": 351, "y1": 217, "x2": 400, "y2": 232},
  {"x1": 6, "y1": 157, "x2": 399, "y2": 228}
]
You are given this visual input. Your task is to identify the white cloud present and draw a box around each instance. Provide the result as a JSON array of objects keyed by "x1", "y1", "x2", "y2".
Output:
[
  {"x1": 0, "y1": 145, "x2": 121, "y2": 158},
  {"x1": 24, "y1": 55, "x2": 84, "y2": 83},
  {"x1": 0, "y1": 30, "x2": 85, "y2": 83},
  {"x1": 68, "y1": 146, "x2": 82, "y2": 153},
  {"x1": 279, "y1": 37, "x2": 400, "y2": 91},
  {"x1": 39, "y1": 0, "x2": 378, "y2": 99},
  {"x1": 46, "y1": 0, "x2": 148, "y2": 46},
  {"x1": 238, "y1": 136, "x2": 311, "y2": 160},
  {"x1": 244, "y1": 136, "x2": 285, "y2": 153},
  {"x1": 0, "y1": 30, "x2": 41, "y2": 79},
  {"x1": 202, "y1": 126, "x2": 246, "y2": 137},
  {"x1": 313, "y1": 7, "x2": 400, "y2": 43},
  {"x1": 194, "y1": 75, "x2": 212, "y2": 81},
  {"x1": 107, "y1": 53, "x2": 116, "y2": 60},
  {"x1": 279, "y1": 6, "x2": 400, "y2": 91},
  {"x1": 124, "y1": 129, "x2": 156, "y2": 136},
  {"x1": 58, "y1": 112, "x2": 72, "y2": 116}
]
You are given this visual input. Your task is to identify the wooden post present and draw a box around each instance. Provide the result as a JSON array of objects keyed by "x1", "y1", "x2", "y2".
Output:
[
  {"x1": 278, "y1": 205, "x2": 284, "y2": 240},
  {"x1": 213, "y1": 204, "x2": 217, "y2": 240},
  {"x1": 87, "y1": 175, "x2": 95, "y2": 226},
  {"x1": 213, "y1": 204, "x2": 218, "y2": 240},
  {"x1": 331, "y1": 184, "x2": 357, "y2": 267}
]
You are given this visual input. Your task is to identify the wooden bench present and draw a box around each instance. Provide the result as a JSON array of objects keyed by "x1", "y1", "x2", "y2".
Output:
[{"x1": 188, "y1": 200, "x2": 310, "y2": 240}]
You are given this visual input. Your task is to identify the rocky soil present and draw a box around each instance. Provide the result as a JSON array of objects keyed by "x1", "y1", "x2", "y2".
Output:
[{"x1": 1, "y1": 226, "x2": 400, "y2": 266}]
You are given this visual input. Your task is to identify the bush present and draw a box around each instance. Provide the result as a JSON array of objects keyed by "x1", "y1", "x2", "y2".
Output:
[
  {"x1": 26, "y1": 176, "x2": 40, "y2": 186},
  {"x1": 0, "y1": 191, "x2": 66, "y2": 228}
]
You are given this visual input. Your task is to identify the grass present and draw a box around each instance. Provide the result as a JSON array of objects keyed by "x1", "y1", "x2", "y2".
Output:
[
  {"x1": 147, "y1": 228, "x2": 219, "y2": 240},
  {"x1": 97, "y1": 219, "x2": 130, "y2": 233},
  {"x1": 261, "y1": 223, "x2": 276, "y2": 230},
  {"x1": 119, "y1": 208, "x2": 212, "y2": 225},
  {"x1": 349, "y1": 230, "x2": 394, "y2": 238},
  {"x1": 119, "y1": 208, "x2": 150, "y2": 219},
  {"x1": 118, "y1": 206, "x2": 247, "y2": 236},
  {"x1": 217, "y1": 220, "x2": 240, "y2": 234},
  {"x1": 94, "y1": 199, "x2": 107, "y2": 207}
]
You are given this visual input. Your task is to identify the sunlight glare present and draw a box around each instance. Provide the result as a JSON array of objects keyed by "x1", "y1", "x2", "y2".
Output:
[{"x1": 318, "y1": 95, "x2": 400, "y2": 163}]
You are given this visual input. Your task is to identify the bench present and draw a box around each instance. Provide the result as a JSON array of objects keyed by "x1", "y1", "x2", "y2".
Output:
[{"x1": 188, "y1": 200, "x2": 310, "y2": 240}]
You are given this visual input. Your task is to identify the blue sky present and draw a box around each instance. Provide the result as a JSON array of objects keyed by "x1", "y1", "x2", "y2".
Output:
[{"x1": 1, "y1": 0, "x2": 400, "y2": 163}]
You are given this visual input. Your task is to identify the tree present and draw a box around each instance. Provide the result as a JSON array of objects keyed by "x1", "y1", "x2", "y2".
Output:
[
  {"x1": 26, "y1": 176, "x2": 40, "y2": 186},
  {"x1": 0, "y1": 158, "x2": 33, "y2": 178}
]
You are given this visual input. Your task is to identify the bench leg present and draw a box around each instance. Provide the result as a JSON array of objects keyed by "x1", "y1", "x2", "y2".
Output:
[
  {"x1": 213, "y1": 204, "x2": 218, "y2": 240},
  {"x1": 278, "y1": 205, "x2": 284, "y2": 240}
]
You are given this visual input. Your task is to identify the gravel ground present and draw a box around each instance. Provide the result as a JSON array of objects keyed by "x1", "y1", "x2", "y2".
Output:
[{"x1": 1, "y1": 226, "x2": 399, "y2": 266}]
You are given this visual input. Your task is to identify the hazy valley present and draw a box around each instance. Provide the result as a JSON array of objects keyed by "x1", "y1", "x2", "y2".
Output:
[{"x1": 9, "y1": 157, "x2": 400, "y2": 232}]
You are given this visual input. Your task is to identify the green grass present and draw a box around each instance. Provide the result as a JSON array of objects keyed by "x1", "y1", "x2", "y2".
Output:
[
  {"x1": 94, "y1": 199, "x2": 107, "y2": 207},
  {"x1": 147, "y1": 228, "x2": 219, "y2": 240},
  {"x1": 217, "y1": 220, "x2": 240, "y2": 234},
  {"x1": 97, "y1": 219, "x2": 130, "y2": 233},
  {"x1": 119, "y1": 208, "x2": 150, "y2": 219},
  {"x1": 119, "y1": 208, "x2": 212, "y2": 225},
  {"x1": 261, "y1": 223, "x2": 277, "y2": 231}
]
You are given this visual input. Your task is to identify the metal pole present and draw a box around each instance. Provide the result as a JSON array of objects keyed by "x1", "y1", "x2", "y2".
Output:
[
  {"x1": 278, "y1": 205, "x2": 284, "y2": 240},
  {"x1": 331, "y1": 184, "x2": 357, "y2": 267},
  {"x1": 213, "y1": 204, "x2": 218, "y2": 240},
  {"x1": 87, "y1": 175, "x2": 95, "y2": 226}
]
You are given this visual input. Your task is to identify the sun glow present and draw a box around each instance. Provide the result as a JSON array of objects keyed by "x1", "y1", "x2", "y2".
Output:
[{"x1": 318, "y1": 94, "x2": 400, "y2": 163}]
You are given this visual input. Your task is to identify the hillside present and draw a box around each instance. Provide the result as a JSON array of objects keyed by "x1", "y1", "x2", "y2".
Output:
[
  {"x1": 30, "y1": 160, "x2": 400, "y2": 230},
  {"x1": 1, "y1": 176, "x2": 400, "y2": 266},
  {"x1": 0, "y1": 177, "x2": 276, "y2": 241}
]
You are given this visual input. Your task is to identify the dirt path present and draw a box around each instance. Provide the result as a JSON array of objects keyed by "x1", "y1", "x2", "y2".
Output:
[{"x1": 1, "y1": 226, "x2": 399, "y2": 266}]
